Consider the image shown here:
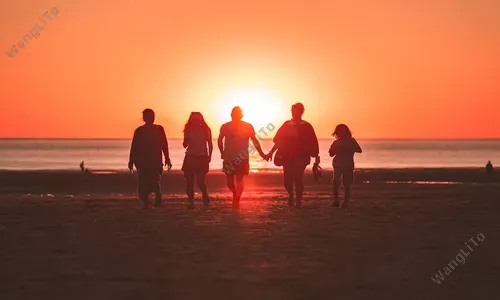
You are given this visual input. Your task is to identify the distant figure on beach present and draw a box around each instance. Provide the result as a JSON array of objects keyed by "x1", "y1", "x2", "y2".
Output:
[
  {"x1": 182, "y1": 112, "x2": 213, "y2": 209},
  {"x1": 266, "y1": 103, "x2": 320, "y2": 208},
  {"x1": 329, "y1": 124, "x2": 362, "y2": 209},
  {"x1": 80, "y1": 161, "x2": 85, "y2": 172},
  {"x1": 218, "y1": 106, "x2": 269, "y2": 209},
  {"x1": 486, "y1": 160, "x2": 493, "y2": 175},
  {"x1": 128, "y1": 109, "x2": 172, "y2": 209}
]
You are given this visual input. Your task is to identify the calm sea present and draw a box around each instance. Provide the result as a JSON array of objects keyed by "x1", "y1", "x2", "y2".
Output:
[{"x1": 0, "y1": 139, "x2": 498, "y2": 171}]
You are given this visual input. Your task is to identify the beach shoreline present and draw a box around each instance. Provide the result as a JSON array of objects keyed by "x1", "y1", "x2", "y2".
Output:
[{"x1": 0, "y1": 168, "x2": 497, "y2": 195}]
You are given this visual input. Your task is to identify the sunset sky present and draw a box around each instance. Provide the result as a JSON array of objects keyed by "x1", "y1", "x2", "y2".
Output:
[{"x1": 1, "y1": 0, "x2": 499, "y2": 139}]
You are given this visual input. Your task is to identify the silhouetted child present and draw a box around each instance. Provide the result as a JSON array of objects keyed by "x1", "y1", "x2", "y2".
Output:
[
  {"x1": 329, "y1": 124, "x2": 362, "y2": 208},
  {"x1": 486, "y1": 160, "x2": 493, "y2": 175}
]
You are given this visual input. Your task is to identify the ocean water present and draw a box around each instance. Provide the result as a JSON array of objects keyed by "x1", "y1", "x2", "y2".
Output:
[{"x1": 0, "y1": 139, "x2": 499, "y2": 171}]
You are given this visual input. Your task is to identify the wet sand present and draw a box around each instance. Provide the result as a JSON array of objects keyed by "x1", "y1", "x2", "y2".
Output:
[{"x1": 0, "y1": 169, "x2": 499, "y2": 299}]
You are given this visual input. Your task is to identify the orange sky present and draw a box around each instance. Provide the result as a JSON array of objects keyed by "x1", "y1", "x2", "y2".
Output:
[{"x1": 1, "y1": 0, "x2": 499, "y2": 139}]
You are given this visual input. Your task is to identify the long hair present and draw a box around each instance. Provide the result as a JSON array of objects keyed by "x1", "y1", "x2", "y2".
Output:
[
  {"x1": 332, "y1": 124, "x2": 352, "y2": 140},
  {"x1": 183, "y1": 112, "x2": 210, "y2": 136}
]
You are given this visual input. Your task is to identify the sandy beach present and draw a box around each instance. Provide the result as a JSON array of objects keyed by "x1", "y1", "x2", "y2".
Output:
[{"x1": 0, "y1": 169, "x2": 499, "y2": 299}]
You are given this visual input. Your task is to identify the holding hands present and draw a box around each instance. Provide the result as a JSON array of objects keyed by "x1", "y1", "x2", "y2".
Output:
[
  {"x1": 264, "y1": 152, "x2": 273, "y2": 162},
  {"x1": 261, "y1": 152, "x2": 271, "y2": 162}
]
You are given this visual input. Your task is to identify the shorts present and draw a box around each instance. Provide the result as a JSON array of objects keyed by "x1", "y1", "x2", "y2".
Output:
[
  {"x1": 182, "y1": 154, "x2": 209, "y2": 174},
  {"x1": 222, "y1": 159, "x2": 250, "y2": 176},
  {"x1": 282, "y1": 155, "x2": 311, "y2": 167},
  {"x1": 333, "y1": 167, "x2": 354, "y2": 186}
]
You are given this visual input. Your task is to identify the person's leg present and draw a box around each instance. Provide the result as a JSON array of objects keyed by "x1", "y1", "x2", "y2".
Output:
[
  {"x1": 226, "y1": 174, "x2": 236, "y2": 193},
  {"x1": 137, "y1": 172, "x2": 151, "y2": 209},
  {"x1": 223, "y1": 160, "x2": 236, "y2": 192},
  {"x1": 332, "y1": 169, "x2": 341, "y2": 207},
  {"x1": 196, "y1": 172, "x2": 207, "y2": 194},
  {"x1": 283, "y1": 163, "x2": 294, "y2": 206},
  {"x1": 197, "y1": 172, "x2": 210, "y2": 205},
  {"x1": 344, "y1": 185, "x2": 351, "y2": 207},
  {"x1": 342, "y1": 170, "x2": 354, "y2": 209},
  {"x1": 153, "y1": 173, "x2": 162, "y2": 207},
  {"x1": 225, "y1": 173, "x2": 238, "y2": 207},
  {"x1": 233, "y1": 173, "x2": 245, "y2": 209},
  {"x1": 294, "y1": 163, "x2": 307, "y2": 207},
  {"x1": 185, "y1": 172, "x2": 195, "y2": 208}
]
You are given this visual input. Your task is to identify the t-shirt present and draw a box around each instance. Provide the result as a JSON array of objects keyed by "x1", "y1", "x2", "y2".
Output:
[
  {"x1": 129, "y1": 124, "x2": 168, "y2": 170},
  {"x1": 219, "y1": 121, "x2": 255, "y2": 161},
  {"x1": 185, "y1": 126, "x2": 211, "y2": 156},
  {"x1": 329, "y1": 137, "x2": 361, "y2": 169},
  {"x1": 273, "y1": 120, "x2": 319, "y2": 163}
]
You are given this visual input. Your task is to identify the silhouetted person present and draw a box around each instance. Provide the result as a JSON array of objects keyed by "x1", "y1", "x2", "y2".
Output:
[
  {"x1": 218, "y1": 106, "x2": 268, "y2": 209},
  {"x1": 329, "y1": 124, "x2": 362, "y2": 209},
  {"x1": 80, "y1": 161, "x2": 85, "y2": 172},
  {"x1": 267, "y1": 103, "x2": 320, "y2": 208},
  {"x1": 486, "y1": 160, "x2": 493, "y2": 175},
  {"x1": 182, "y1": 112, "x2": 213, "y2": 209},
  {"x1": 128, "y1": 109, "x2": 172, "y2": 209}
]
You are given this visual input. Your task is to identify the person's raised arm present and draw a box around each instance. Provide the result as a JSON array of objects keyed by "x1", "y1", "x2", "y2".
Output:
[
  {"x1": 207, "y1": 128, "x2": 213, "y2": 162},
  {"x1": 160, "y1": 126, "x2": 171, "y2": 169},
  {"x1": 217, "y1": 125, "x2": 225, "y2": 159}
]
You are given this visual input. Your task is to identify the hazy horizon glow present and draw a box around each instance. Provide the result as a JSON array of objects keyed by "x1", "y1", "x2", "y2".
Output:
[{"x1": 1, "y1": 0, "x2": 499, "y2": 139}]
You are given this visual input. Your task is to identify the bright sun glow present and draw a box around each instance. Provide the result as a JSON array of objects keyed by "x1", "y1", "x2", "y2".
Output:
[{"x1": 215, "y1": 88, "x2": 287, "y2": 131}]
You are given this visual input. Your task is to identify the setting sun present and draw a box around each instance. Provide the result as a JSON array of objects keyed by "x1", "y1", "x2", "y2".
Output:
[{"x1": 214, "y1": 88, "x2": 287, "y2": 132}]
